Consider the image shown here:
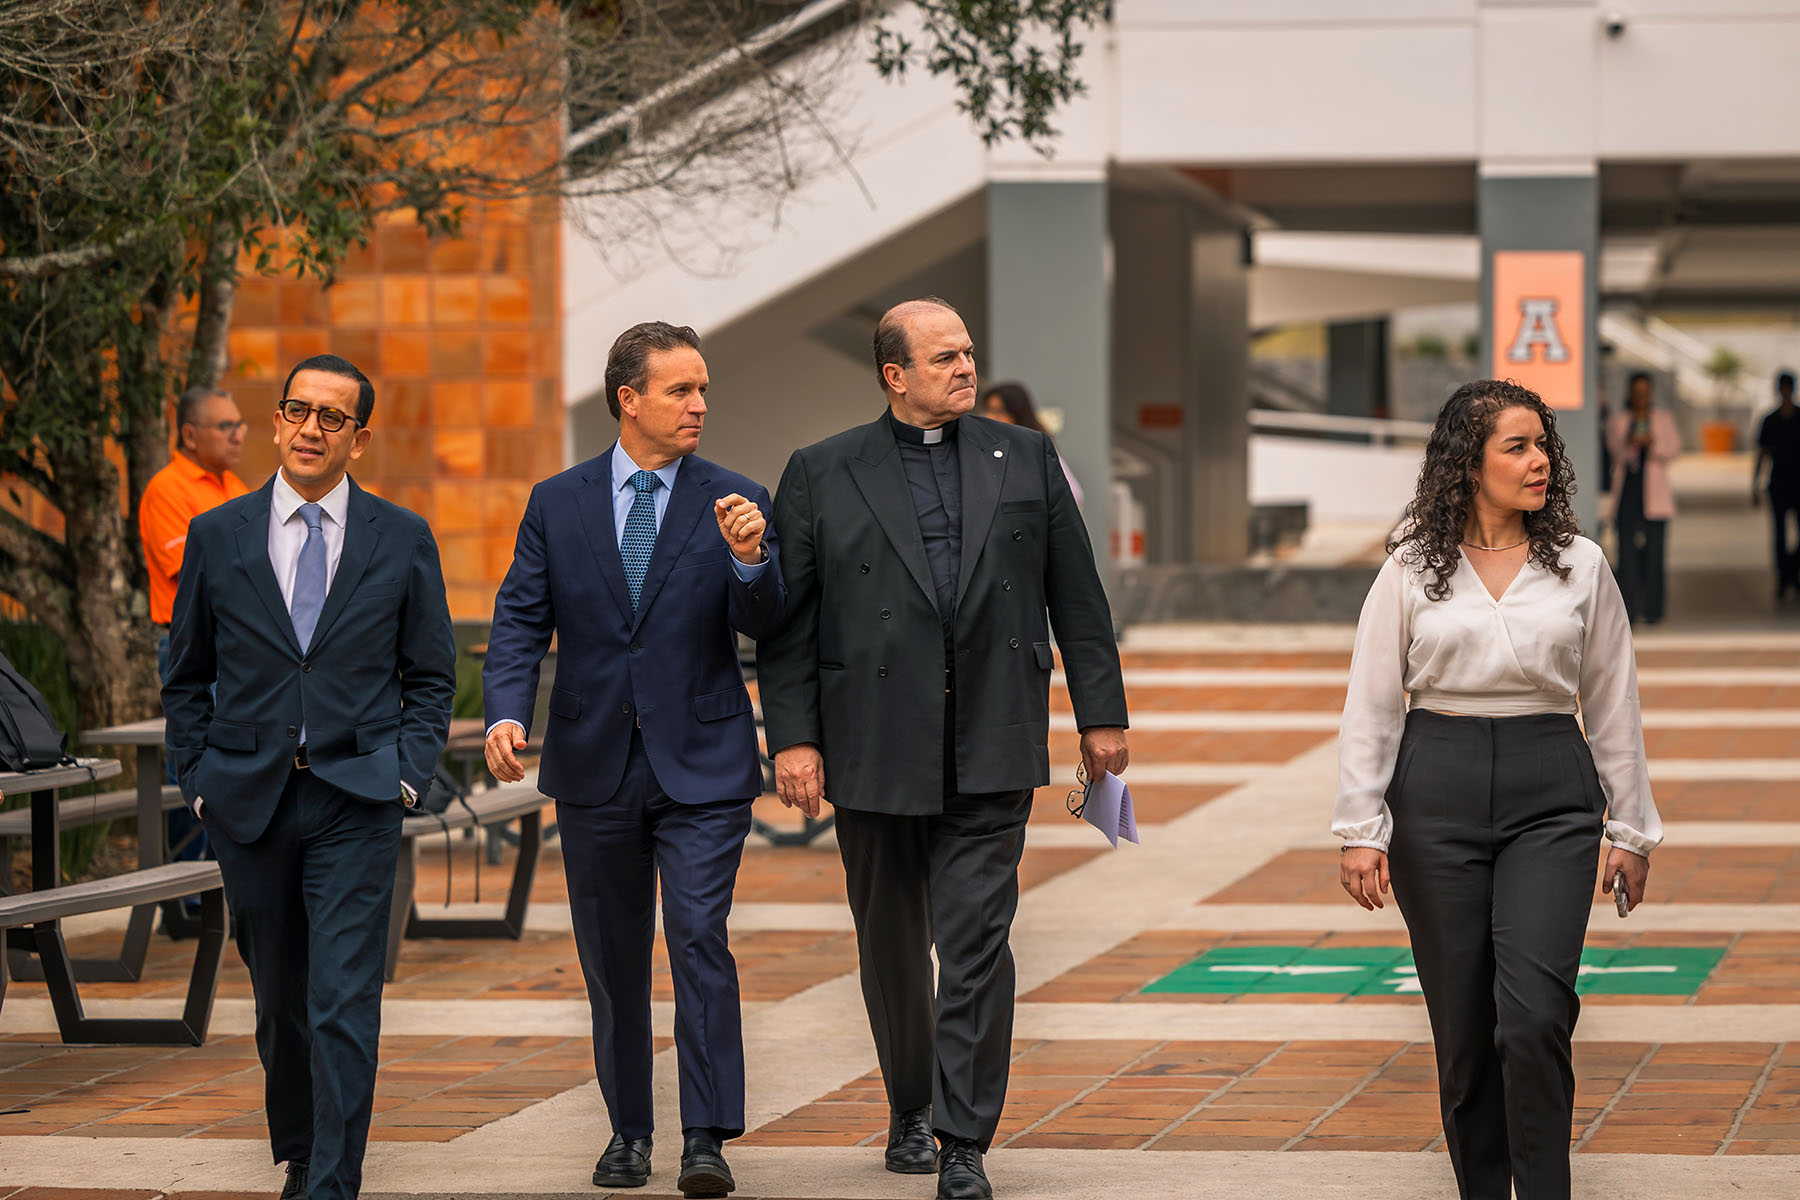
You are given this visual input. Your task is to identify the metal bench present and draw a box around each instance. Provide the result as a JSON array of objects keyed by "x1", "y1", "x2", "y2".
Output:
[
  {"x1": 387, "y1": 783, "x2": 546, "y2": 981},
  {"x1": 0, "y1": 860, "x2": 226, "y2": 1045},
  {"x1": 0, "y1": 784, "x2": 186, "y2": 875}
]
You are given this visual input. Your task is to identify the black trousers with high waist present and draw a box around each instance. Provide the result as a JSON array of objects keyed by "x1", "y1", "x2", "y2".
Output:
[
  {"x1": 1386, "y1": 710, "x2": 1604, "y2": 1200},
  {"x1": 206, "y1": 768, "x2": 403, "y2": 1200},
  {"x1": 833, "y1": 787, "x2": 1032, "y2": 1152}
]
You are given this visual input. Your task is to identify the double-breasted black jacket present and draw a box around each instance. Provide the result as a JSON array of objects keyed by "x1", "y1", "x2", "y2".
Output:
[{"x1": 758, "y1": 412, "x2": 1128, "y2": 814}]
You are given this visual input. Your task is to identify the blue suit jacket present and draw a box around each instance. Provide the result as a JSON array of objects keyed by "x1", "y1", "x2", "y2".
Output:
[
  {"x1": 163, "y1": 476, "x2": 457, "y2": 845},
  {"x1": 482, "y1": 448, "x2": 785, "y2": 805}
]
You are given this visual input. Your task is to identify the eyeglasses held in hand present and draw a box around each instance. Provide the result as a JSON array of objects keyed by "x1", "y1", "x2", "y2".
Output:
[
  {"x1": 1065, "y1": 762, "x2": 1090, "y2": 818},
  {"x1": 278, "y1": 399, "x2": 359, "y2": 433}
]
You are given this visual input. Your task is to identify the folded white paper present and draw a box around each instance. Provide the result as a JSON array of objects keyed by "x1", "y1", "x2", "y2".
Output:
[{"x1": 1079, "y1": 770, "x2": 1138, "y2": 847}]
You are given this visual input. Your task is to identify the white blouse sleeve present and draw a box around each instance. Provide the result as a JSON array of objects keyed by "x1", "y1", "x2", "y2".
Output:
[
  {"x1": 1334, "y1": 555, "x2": 1410, "y2": 851},
  {"x1": 1578, "y1": 553, "x2": 1663, "y2": 856}
]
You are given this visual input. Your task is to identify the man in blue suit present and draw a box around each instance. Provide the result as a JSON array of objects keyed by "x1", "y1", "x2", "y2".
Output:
[
  {"x1": 165, "y1": 355, "x2": 456, "y2": 1200},
  {"x1": 482, "y1": 322, "x2": 784, "y2": 1199}
]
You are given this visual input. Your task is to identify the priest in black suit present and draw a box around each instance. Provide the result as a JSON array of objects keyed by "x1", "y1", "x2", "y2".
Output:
[{"x1": 757, "y1": 297, "x2": 1129, "y2": 1200}]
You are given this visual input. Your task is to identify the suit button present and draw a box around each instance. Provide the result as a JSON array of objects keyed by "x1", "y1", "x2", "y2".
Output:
[
  {"x1": 620, "y1": 703, "x2": 633, "y2": 715},
  {"x1": 1012, "y1": 529, "x2": 1023, "y2": 541},
  {"x1": 301, "y1": 662, "x2": 312, "y2": 673},
  {"x1": 1009, "y1": 638, "x2": 1019, "y2": 649},
  {"x1": 860, "y1": 563, "x2": 870, "y2": 574},
  {"x1": 629, "y1": 643, "x2": 641, "y2": 654},
  {"x1": 880, "y1": 608, "x2": 891, "y2": 619},
  {"x1": 285, "y1": 726, "x2": 298, "y2": 738},
  {"x1": 878, "y1": 666, "x2": 888, "y2": 677},
  {"x1": 1002, "y1": 580, "x2": 1012, "y2": 591}
]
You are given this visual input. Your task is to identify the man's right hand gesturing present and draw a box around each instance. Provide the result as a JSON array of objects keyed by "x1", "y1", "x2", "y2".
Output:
[
  {"x1": 774, "y1": 744, "x2": 826, "y2": 818},
  {"x1": 485, "y1": 721, "x2": 529, "y2": 784}
]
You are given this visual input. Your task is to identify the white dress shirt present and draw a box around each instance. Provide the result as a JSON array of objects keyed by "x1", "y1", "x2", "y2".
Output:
[
  {"x1": 269, "y1": 470, "x2": 349, "y2": 609},
  {"x1": 1334, "y1": 535, "x2": 1663, "y2": 857}
]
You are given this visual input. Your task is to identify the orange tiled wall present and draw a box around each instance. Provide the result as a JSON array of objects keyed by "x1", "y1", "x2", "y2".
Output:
[{"x1": 222, "y1": 201, "x2": 562, "y2": 621}]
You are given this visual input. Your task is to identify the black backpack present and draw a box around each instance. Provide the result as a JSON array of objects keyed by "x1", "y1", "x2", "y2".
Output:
[{"x1": 0, "y1": 650, "x2": 70, "y2": 772}]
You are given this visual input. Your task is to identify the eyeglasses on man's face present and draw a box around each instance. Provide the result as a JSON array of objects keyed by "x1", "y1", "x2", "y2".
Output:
[
  {"x1": 195, "y1": 419, "x2": 248, "y2": 436},
  {"x1": 278, "y1": 399, "x2": 358, "y2": 433}
]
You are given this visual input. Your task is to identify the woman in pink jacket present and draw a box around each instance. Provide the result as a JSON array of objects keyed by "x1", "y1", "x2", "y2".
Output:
[{"x1": 1607, "y1": 371, "x2": 1682, "y2": 624}]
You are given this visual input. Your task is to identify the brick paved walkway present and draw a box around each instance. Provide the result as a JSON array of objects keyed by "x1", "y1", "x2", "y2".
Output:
[{"x1": 2, "y1": 625, "x2": 1797, "y2": 1197}]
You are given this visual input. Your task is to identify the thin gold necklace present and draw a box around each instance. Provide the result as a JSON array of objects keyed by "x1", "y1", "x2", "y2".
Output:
[{"x1": 1462, "y1": 537, "x2": 1529, "y2": 552}]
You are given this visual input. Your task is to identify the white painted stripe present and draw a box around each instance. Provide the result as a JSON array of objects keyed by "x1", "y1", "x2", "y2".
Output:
[
  {"x1": 1159, "y1": 903, "x2": 1800, "y2": 934},
  {"x1": 1116, "y1": 622, "x2": 1800, "y2": 654},
  {"x1": 1652, "y1": 759, "x2": 1800, "y2": 780},
  {"x1": 1053, "y1": 709, "x2": 1800, "y2": 731},
  {"x1": 1064, "y1": 667, "x2": 1800, "y2": 688},
  {"x1": 3, "y1": 1141, "x2": 1796, "y2": 1198},
  {"x1": 1014, "y1": 1002, "x2": 1800, "y2": 1045},
  {"x1": 1046, "y1": 762, "x2": 1288, "y2": 785}
]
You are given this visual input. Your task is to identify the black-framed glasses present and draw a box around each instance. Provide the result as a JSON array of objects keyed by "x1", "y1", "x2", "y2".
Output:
[
  {"x1": 1065, "y1": 762, "x2": 1091, "y2": 817},
  {"x1": 278, "y1": 399, "x2": 358, "y2": 433}
]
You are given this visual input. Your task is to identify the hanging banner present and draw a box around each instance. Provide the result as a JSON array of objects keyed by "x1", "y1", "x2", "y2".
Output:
[{"x1": 1491, "y1": 250, "x2": 1585, "y2": 410}]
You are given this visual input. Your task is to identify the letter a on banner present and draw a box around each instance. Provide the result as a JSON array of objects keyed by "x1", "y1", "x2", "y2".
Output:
[{"x1": 1491, "y1": 251, "x2": 1585, "y2": 410}]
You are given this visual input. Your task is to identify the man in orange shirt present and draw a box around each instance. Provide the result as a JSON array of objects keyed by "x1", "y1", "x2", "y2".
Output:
[
  {"x1": 143, "y1": 386, "x2": 251, "y2": 628},
  {"x1": 140, "y1": 385, "x2": 249, "y2": 929}
]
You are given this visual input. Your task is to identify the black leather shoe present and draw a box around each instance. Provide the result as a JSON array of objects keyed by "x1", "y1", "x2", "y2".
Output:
[
  {"x1": 593, "y1": 1132, "x2": 653, "y2": 1188},
  {"x1": 278, "y1": 1160, "x2": 308, "y2": 1200},
  {"x1": 936, "y1": 1137, "x2": 992, "y2": 1200},
  {"x1": 885, "y1": 1105, "x2": 937, "y2": 1174},
  {"x1": 677, "y1": 1131, "x2": 735, "y2": 1198}
]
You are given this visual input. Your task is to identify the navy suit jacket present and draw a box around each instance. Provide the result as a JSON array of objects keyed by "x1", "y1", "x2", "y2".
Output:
[
  {"x1": 163, "y1": 476, "x2": 458, "y2": 845},
  {"x1": 481, "y1": 448, "x2": 785, "y2": 805}
]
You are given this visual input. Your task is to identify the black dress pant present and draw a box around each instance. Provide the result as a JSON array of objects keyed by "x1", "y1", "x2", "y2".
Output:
[
  {"x1": 1614, "y1": 505, "x2": 1667, "y2": 624},
  {"x1": 1770, "y1": 490, "x2": 1800, "y2": 595},
  {"x1": 206, "y1": 768, "x2": 403, "y2": 1200},
  {"x1": 1386, "y1": 710, "x2": 1604, "y2": 1200},
  {"x1": 833, "y1": 788, "x2": 1032, "y2": 1151},
  {"x1": 556, "y1": 728, "x2": 753, "y2": 1142}
]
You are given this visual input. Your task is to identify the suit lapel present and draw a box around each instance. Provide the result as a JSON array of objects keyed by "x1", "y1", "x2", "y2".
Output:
[
  {"x1": 306, "y1": 479, "x2": 379, "y2": 651},
  {"x1": 578, "y1": 447, "x2": 635, "y2": 625},
  {"x1": 956, "y1": 418, "x2": 1007, "y2": 607},
  {"x1": 233, "y1": 481, "x2": 302, "y2": 657},
  {"x1": 848, "y1": 419, "x2": 936, "y2": 607},
  {"x1": 631, "y1": 454, "x2": 710, "y2": 632}
]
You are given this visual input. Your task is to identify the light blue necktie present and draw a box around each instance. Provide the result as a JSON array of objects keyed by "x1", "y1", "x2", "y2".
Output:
[
  {"x1": 621, "y1": 470, "x2": 661, "y2": 611},
  {"x1": 290, "y1": 502, "x2": 327, "y2": 651}
]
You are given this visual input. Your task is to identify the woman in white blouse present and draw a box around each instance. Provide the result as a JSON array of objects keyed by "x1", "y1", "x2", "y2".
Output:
[{"x1": 1334, "y1": 379, "x2": 1662, "y2": 1200}]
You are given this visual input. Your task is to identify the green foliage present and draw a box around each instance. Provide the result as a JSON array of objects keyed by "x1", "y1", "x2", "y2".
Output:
[
  {"x1": 1460, "y1": 329, "x2": 1482, "y2": 362},
  {"x1": 0, "y1": 620, "x2": 110, "y2": 882},
  {"x1": 873, "y1": 1, "x2": 1110, "y2": 150},
  {"x1": 1401, "y1": 332, "x2": 1450, "y2": 361},
  {"x1": 1703, "y1": 345, "x2": 1745, "y2": 384}
]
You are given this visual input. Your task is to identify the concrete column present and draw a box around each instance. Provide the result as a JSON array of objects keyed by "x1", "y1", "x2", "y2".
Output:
[
  {"x1": 1478, "y1": 171, "x2": 1601, "y2": 533},
  {"x1": 986, "y1": 179, "x2": 1112, "y2": 568}
]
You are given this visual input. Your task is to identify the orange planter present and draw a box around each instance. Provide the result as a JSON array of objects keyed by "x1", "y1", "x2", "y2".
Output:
[{"x1": 1700, "y1": 421, "x2": 1738, "y2": 453}]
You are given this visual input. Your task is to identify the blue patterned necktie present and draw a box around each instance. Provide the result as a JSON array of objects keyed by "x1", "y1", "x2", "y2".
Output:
[
  {"x1": 620, "y1": 470, "x2": 661, "y2": 611},
  {"x1": 289, "y1": 502, "x2": 327, "y2": 651}
]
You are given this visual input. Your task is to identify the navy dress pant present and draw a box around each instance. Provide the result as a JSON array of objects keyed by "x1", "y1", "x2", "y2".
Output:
[
  {"x1": 205, "y1": 768, "x2": 402, "y2": 1200},
  {"x1": 1386, "y1": 710, "x2": 1605, "y2": 1200},
  {"x1": 556, "y1": 727, "x2": 753, "y2": 1141}
]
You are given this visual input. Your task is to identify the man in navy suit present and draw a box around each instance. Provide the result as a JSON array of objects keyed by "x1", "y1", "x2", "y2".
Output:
[
  {"x1": 165, "y1": 355, "x2": 456, "y2": 1200},
  {"x1": 482, "y1": 322, "x2": 784, "y2": 1199}
]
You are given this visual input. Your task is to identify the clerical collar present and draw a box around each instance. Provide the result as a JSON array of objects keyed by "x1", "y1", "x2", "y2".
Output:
[{"x1": 887, "y1": 409, "x2": 958, "y2": 446}]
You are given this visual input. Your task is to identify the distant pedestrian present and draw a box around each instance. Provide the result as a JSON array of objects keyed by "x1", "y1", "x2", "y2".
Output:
[
  {"x1": 982, "y1": 381, "x2": 1084, "y2": 508},
  {"x1": 1754, "y1": 370, "x2": 1800, "y2": 601},
  {"x1": 1335, "y1": 379, "x2": 1662, "y2": 1200},
  {"x1": 1606, "y1": 371, "x2": 1680, "y2": 624}
]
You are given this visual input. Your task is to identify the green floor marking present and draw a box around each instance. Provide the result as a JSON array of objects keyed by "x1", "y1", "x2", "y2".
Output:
[{"x1": 1143, "y1": 945, "x2": 1727, "y2": 997}]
